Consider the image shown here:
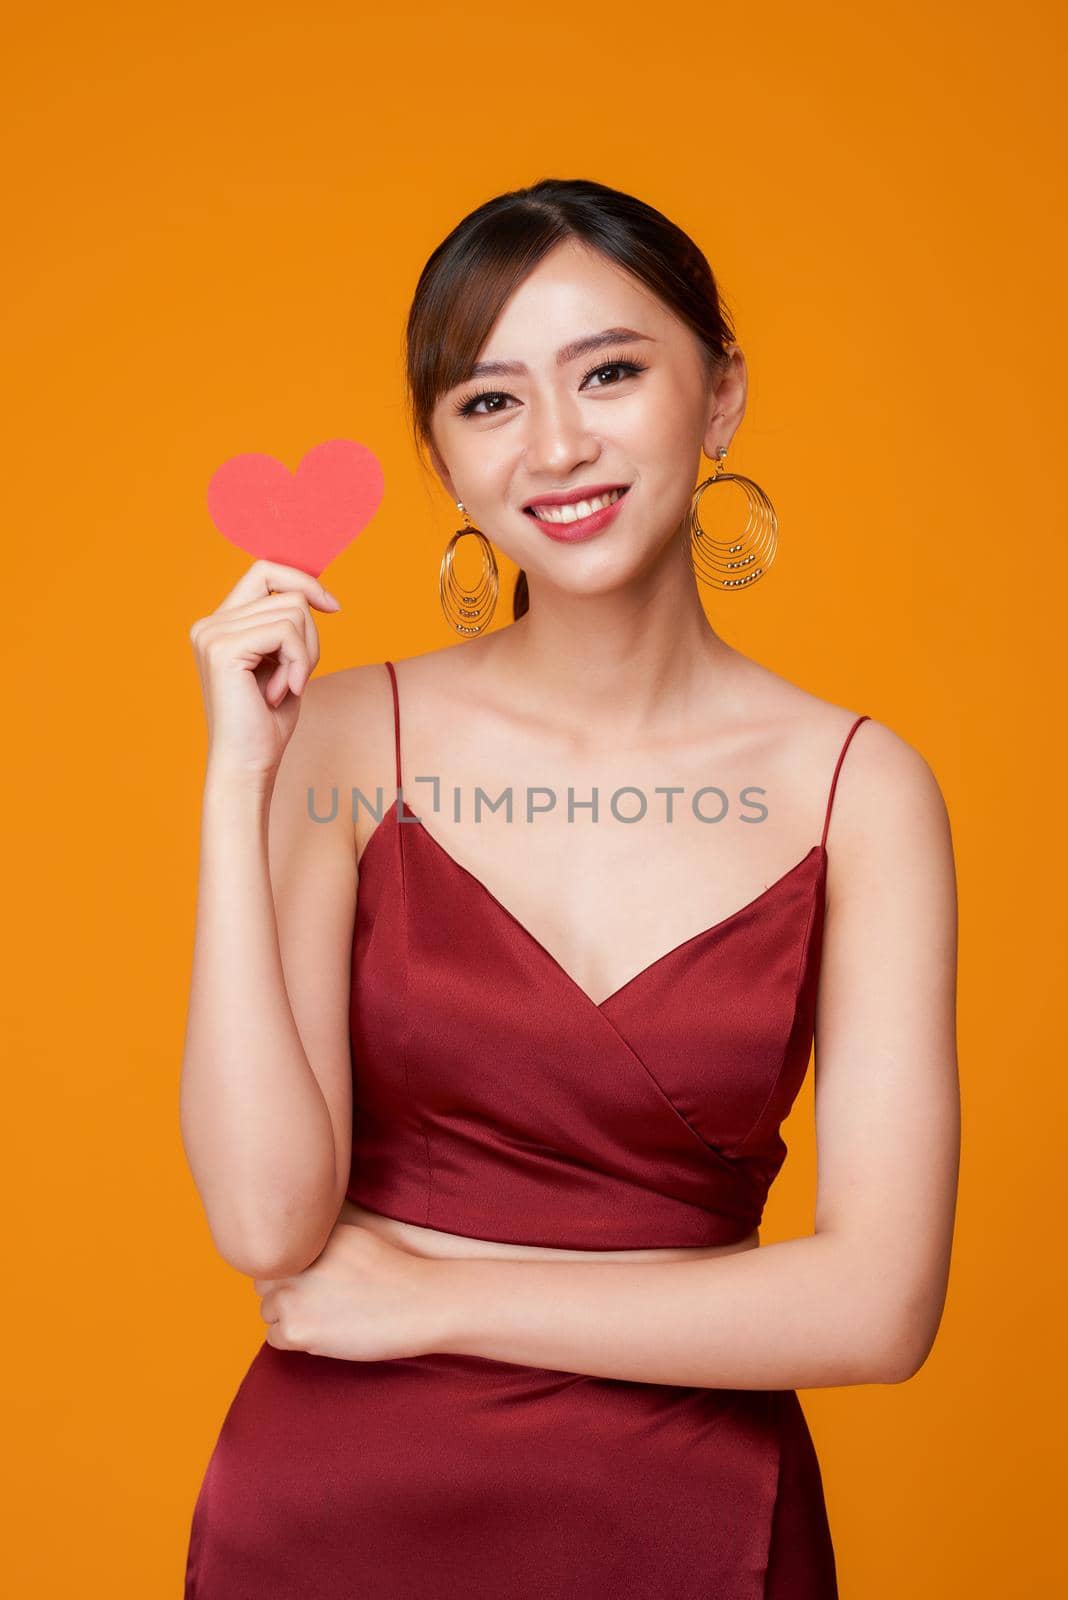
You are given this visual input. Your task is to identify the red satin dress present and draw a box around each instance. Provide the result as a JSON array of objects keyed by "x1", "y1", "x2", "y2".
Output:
[{"x1": 185, "y1": 658, "x2": 870, "y2": 1599}]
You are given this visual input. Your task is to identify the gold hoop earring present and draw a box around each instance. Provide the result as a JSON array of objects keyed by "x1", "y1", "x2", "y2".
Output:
[
  {"x1": 687, "y1": 447, "x2": 778, "y2": 589},
  {"x1": 439, "y1": 503, "x2": 500, "y2": 635}
]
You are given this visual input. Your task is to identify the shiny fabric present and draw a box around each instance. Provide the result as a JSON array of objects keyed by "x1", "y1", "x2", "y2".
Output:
[{"x1": 185, "y1": 660, "x2": 868, "y2": 1598}]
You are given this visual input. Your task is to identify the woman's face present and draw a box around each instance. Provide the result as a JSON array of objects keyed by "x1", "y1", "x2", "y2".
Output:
[{"x1": 427, "y1": 236, "x2": 747, "y2": 592}]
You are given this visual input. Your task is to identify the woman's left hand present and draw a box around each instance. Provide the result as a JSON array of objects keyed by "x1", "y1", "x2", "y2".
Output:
[{"x1": 253, "y1": 1221, "x2": 447, "y2": 1361}]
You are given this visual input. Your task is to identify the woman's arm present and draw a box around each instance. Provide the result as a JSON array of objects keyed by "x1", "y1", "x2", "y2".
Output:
[
  {"x1": 425, "y1": 723, "x2": 961, "y2": 1389},
  {"x1": 180, "y1": 565, "x2": 362, "y2": 1280}
]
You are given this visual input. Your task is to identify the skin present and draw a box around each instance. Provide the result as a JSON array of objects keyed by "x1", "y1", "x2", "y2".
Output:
[{"x1": 184, "y1": 238, "x2": 960, "y2": 1391}]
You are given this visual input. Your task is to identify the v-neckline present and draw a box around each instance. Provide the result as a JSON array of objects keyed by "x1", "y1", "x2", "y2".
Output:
[{"x1": 358, "y1": 797, "x2": 826, "y2": 1014}]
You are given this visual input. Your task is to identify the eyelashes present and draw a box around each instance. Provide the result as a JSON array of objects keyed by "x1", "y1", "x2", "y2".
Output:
[{"x1": 451, "y1": 353, "x2": 649, "y2": 419}]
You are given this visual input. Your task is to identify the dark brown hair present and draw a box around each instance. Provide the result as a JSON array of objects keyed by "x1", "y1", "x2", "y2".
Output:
[{"x1": 404, "y1": 177, "x2": 737, "y2": 621}]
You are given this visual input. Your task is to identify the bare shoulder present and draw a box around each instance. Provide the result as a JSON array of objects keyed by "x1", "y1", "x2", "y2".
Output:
[
  {"x1": 311, "y1": 644, "x2": 470, "y2": 739},
  {"x1": 320, "y1": 642, "x2": 491, "y2": 757},
  {"x1": 381, "y1": 638, "x2": 489, "y2": 701},
  {"x1": 304, "y1": 654, "x2": 461, "y2": 851},
  {"x1": 313, "y1": 642, "x2": 470, "y2": 717},
  {"x1": 298, "y1": 659, "x2": 393, "y2": 741},
  {"x1": 749, "y1": 659, "x2": 947, "y2": 825},
  {"x1": 731, "y1": 654, "x2": 955, "y2": 896},
  {"x1": 292, "y1": 662, "x2": 392, "y2": 810},
  {"x1": 818, "y1": 703, "x2": 953, "y2": 880},
  {"x1": 791, "y1": 686, "x2": 956, "y2": 918}
]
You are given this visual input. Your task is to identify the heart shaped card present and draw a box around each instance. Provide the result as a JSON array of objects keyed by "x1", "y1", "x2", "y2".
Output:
[{"x1": 207, "y1": 438, "x2": 385, "y2": 578}]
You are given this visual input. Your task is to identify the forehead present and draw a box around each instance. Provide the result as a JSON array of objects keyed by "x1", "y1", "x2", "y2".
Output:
[{"x1": 482, "y1": 238, "x2": 675, "y2": 353}]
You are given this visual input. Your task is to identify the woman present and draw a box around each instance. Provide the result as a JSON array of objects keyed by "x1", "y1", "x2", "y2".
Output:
[{"x1": 182, "y1": 177, "x2": 960, "y2": 1598}]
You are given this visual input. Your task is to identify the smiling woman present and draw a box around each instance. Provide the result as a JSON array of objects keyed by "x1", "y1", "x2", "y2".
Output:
[
  {"x1": 405, "y1": 186, "x2": 739, "y2": 623},
  {"x1": 181, "y1": 177, "x2": 959, "y2": 1600}
]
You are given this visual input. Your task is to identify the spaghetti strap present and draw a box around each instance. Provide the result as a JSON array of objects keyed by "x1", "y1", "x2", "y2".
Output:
[
  {"x1": 383, "y1": 660, "x2": 402, "y2": 790},
  {"x1": 821, "y1": 714, "x2": 871, "y2": 850}
]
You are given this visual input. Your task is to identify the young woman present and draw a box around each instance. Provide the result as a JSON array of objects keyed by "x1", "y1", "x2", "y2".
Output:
[{"x1": 182, "y1": 177, "x2": 959, "y2": 1598}]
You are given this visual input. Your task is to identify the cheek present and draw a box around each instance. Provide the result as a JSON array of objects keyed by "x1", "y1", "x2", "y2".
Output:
[
  {"x1": 450, "y1": 435, "x2": 514, "y2": 502},
  {"x1": 624, "y1": 391, "x2": 701, "y2": 499},
  {"x1": 617, "y1": 370, "x2": 701, "y2": 463}
]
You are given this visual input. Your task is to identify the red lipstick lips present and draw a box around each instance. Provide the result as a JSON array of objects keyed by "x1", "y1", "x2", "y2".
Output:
[
  {"x1": 523, "y1": 481, "x2": 629, "y2": 510},
  {"x1": 524, "y1": 484, "x2": 631, "y2": 544}
]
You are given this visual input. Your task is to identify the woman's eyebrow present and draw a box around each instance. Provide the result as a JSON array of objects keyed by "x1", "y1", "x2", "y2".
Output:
[{"x1": 466, "y1": 327, "x2": 655, "y2": 381}]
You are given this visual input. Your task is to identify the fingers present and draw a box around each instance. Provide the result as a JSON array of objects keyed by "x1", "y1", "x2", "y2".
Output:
[
  {"x1": 201, "y1": 613, "x2": 310, "y2": 695},
  {"x1": 247, "y1": 598, "x2": 319, "y2": 698},
  {"x1": 254, "y1": 1278, "x2": 286, "y2": 1328},
  {"x1": 189, "y1": 560, "x2": 341, "y2": 704},
  {"x1": 216, "y1": 559, "x2": 342, "y2": 617}
]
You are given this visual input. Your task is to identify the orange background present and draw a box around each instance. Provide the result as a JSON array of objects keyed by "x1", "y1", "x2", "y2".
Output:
[{"x1": 2, "y1": 1, "x2": 1065, "y2": 1593}]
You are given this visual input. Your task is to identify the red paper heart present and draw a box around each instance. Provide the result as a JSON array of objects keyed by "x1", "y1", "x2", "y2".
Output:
[{"x1": 207, "y1": 438, "x2": 385, "y2": 578}]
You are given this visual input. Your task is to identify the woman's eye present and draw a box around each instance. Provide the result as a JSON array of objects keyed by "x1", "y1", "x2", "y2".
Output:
[
  {"x1": 581, "y1": 357, "x2": 647, "y2": 389},
  {"x1": 456, "y1": 390, "x2": 514, "y2": 418},
  {"x1": 455, "y1": 357, "x2": 645, "y2": 418},
  {"x1": 584, "y1": 361, "x2": 630, "y2": 387}
]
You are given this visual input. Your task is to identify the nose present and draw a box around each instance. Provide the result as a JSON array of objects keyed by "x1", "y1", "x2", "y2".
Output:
[{"x1": 522, "y1": 383, "x2": 600, "y2": 478}]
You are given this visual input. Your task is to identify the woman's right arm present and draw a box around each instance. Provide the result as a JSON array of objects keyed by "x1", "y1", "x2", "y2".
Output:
[{"x1": 180, "y1": 559, "x2": 358, "y2": 1279}]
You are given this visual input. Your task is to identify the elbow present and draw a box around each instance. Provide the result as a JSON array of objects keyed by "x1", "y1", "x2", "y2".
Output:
[
  {"x1": 237, "y1": 1246, "x2": 323, "y2": 1280},
  {"x1": 867, "y1": 1303, "x2": 943, "y2": 1386},
  {"x1": 872, "y1": 1338, "x2": 927, "y2": 1386},
  {"x1": 213, "y1": 1227, "x2": 329, "y2": 1280},
  {"x1": 203, "y1": 1203, "x2": 338, "y2": 1280}
]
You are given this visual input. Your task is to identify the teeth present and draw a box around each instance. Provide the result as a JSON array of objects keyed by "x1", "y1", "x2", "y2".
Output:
[{"x1": 530, "y1": 488, "x2": 624, "y2": 524}]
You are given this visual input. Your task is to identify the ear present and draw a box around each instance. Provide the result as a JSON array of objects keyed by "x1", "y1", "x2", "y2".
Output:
[{"x1": 702, "y1": 343, "x2": 748, "y2": 460}]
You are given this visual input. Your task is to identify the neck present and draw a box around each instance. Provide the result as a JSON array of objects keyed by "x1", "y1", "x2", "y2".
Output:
[{"x1": 487, "y1": 545, "x2": 740, "y2": 743}]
